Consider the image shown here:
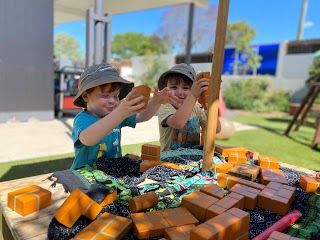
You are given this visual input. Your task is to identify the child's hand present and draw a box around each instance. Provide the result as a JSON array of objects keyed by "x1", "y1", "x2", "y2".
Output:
[
  {"x1": 116, "y1": 89, "x2": 147, "y2": 118},
  {"x1": 153, "y1": 87, "x2": 180, "y2": 106},
  {"x1": 190, "y1": 78, "x2": 209, "y2": 99}
]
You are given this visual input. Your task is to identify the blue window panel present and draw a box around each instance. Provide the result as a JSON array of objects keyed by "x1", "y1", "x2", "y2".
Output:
[
  {"x1": 223, "y1": 48, "x2": 236, "y2": 74},
  {"x1": 257, "y1": 44, "x2": 279, "y2": 75}
]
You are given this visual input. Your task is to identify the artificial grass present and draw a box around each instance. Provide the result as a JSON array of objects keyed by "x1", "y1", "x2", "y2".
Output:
[
  {"x1": 222, "y1": 114, "x2": 320, "y2": 171},
  {"x1": 0, "y1": 114, "x2": 319, "y2": 182}
]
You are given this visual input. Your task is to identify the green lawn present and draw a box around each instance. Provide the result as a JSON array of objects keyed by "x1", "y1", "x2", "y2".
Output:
[{"x1": 0, "y1": 113, "x2": 319, "y2": 182}]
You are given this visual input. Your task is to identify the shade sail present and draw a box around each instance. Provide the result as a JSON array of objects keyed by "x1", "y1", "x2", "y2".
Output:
[{"x1": 54, "y1": 0, "x2": 208, "y2": 24}]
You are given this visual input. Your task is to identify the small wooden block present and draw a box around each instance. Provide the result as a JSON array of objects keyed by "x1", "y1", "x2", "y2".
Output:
[
  {"x1": 205, "y1": 192, "x2": 244, "y2": 220},
  {"x1": 160, "y1": 207, "x2": 199, "y2": 227},
  {"x1": 72, "y1": 212, "x2": 132, "y2": 239},
  {"x1": 228, "y1": 163, "x2": 260, "y2": 181},
  {"x1": 258, "y1": 156, "x2": 279, "y2": 169},
  {"x1": 200, "y1": 183, "x2": 225, "y2": 199},
  {"x1": 267, "y1": 231, "x2": 302, "y2": 240},
  {"x1": 131, "y1": 211, "x2": 170, "y2": 239},
  {"x1": 228, "y1": 152, "x2": 247, "y2": 165},
  {"x1": 141, "y1": 144, "x2": 161, "y2": 156},
  {"x1": 230, "y1": 184, "x2": 261, "y2": 210},
  {"x1": 54, "y1": 188, "x2": 102, "y2": 228},
  {"x1": 190, "y1": 208, "x2": 249, "y2": 240},
  {"x1": 7, "y1": 185, "x2": 51, "y2": 216},
  {"x1": 164, "y1": 224, "x2": 196, "y2": 240},
  {"x1": 257, "y1": 182, "x2": 295, "y2": 215},
  {"x1": 212, "y1": 163, "x2": 234, "y2": 174},
  {"x1": 299, "y1": 174, "x2": 319, "y2": 193},
  {"x1": 181, "y1": 191, "x2": 219, "y2": 222},
  {"x1": 260, "y1": 168, "x2": 288, "y2": 185},
  {"x1": 214, "y1": 145, "x2": 248, "y2": 157},
  {"x1": 217, "y1": 173, "x2": 265, "y2": 191}
]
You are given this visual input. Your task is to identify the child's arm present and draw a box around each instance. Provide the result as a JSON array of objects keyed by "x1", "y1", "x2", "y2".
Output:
[
  {"x1": 79, "y1": 90, "x2": 146, "y2": 146},
  {"x1": 166, "y1": 78, "x2": 209, "y2": 129},
  {"x1": 135, "y1": 87, "x2": 178, "y2": 123}
]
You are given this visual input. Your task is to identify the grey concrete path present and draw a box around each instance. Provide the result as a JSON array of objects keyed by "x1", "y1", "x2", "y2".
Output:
[{"x1": 0, "y1": 116, "x2": 257, "y2": 163}]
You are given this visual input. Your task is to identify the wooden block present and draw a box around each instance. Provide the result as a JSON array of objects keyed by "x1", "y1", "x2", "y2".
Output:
[
  {"x1": 72, "y1": 212, "x2": 132, "y2": 239},
  {"x1": 228, "y1": 163, "x2": 260, "y2": 181},
  {"x1": 267, "y1": 231, "x2": 302, "y2": 240},
  {"x1": 54, "y1": 188, "x2": 102, "y2": 228},
  {"x1": 7, "y1": 185, "x2": 51, "y2": 216},
  {"x1": 131, "y1": 211, "x2": 170, "y2": 239},
  {"x1": 140, "y1": 161, "x2": 162, "y2": 171},
  {"x1": 190, "y1": 207, "x2": 250, "y2": 240},
  {"x1": 141, "y1": 144, "x2": 161, "y2": 156},
  {"x1": 230, "y1": 184, "x2": 260, "y2": 210},
  {"x1": 129, "y1": 191, "x2": 159, "y2": 213},
  {"x1": 164, "y1": 224, "x2": 196, "y2": 240},
  {"x1": 212, "y1": 163, "x2": 234, "y2": 174},
  {"x1": 299, "y1": 174, "x2": 319, "y2": 193},
  {"x1": 181, "y1": 191, "x2": 219, "y2": 222},
  {"x1": 99, "y1": 189, "x2": 118, "y2": 206},
  {"x1": 134, "y1": 85, "x2": 151, "y2": 97},
  {"x1": 214, "y1": 145, "x2": 249, "y2": 157},
  {"x1": 141, "y1": 154, "x2": 160, "y2": 161},
  {"x1": 258, "y1": 156, "x2": 279, "y2": 169},
  {"x1": 160, "y1": 207, "x2": 199, "y2": 227},
  {"x1": 217, "y1": 173, "x2": 265, "y2": 191},
  {"x1": 200, "y1": 183, "x2": 225, "y2": 199},
  {"x1": 130, "y1": 85, "x2": 151, "y2": 109},
  {"x1": 257, "y1": 182, "x2": 295, "y2": 215},
  {"x1": 199, "y1": 72, "x2": 210, "y2": 103},
  {"x1": 260, "y1": 168, "x2": 288, "y2": 185},
  {"x1": 206, "y1": 192, "x2": 244, "y2": 220},
  {"x1": 228, "y1": 152, "x2": 247, "y2": 164},
  {"x1": 139, "y1": 161, "x2": 181, "y2": 172}
]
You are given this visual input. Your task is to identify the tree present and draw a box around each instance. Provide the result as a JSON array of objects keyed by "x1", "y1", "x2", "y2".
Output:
[
  {"x1": 54, "y1": 32, "x2": 83, "y2": 60},
  {"x1": 111, "y1": 33, "x2": 168, "y2": 59},
  {"x1": 226, "y1": 21, "x2": 262, "y2": 75},
  {"x1": 308, "y1": 58, "x2": 320, "y2": 80},
  {"x1": 135, "y1": 54, "x2": 169, "y2": 88},
  {"x1": 155, "y1": 3, "x2": 218, "y2": 54}
]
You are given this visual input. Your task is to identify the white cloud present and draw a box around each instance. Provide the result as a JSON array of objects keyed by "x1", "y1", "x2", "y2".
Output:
[{"x1": 304, "y1": 21, "x2": 314, "y2": 28}]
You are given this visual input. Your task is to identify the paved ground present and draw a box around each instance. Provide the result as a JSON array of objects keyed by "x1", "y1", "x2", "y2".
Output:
[{"x1": 0, "y1": 115, "x2": 257, "y2": 163}]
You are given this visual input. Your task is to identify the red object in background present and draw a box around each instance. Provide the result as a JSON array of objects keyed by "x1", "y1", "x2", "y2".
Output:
[
  {"x1": 63, "y1": 96, "x2": 80, "y2": 109},
  {"x1": 252, "y1": 209, "x2": 302, "y2": 240},
  {"x1": 219, "y1": 90, "x2": 228, "y2": 117}
]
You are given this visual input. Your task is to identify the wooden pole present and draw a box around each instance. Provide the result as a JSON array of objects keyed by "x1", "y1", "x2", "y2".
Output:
[{"x1": 202, "y1": 0, "x2": 230, "y2": 171}]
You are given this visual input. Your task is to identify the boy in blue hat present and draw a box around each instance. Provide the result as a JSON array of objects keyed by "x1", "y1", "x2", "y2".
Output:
[
  {"x1": 157, "y1": 63, "x2": 221, "y2": 151},
  {"x1": 71, "y1": 63, "x2": 178, "y2": 169}
]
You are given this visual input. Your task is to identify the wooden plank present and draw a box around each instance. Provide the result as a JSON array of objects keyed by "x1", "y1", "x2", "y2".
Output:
[
  {"x1": 202, "y1": 0, "x2": 230, "y2": 171},
  {"x1": 0, "y1": 173, "x2": 69, "y2": 240}
]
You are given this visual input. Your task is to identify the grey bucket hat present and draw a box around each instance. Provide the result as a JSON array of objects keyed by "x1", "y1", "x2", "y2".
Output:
[
  {"x1": 158, "y1": 63, "x2": 196, "y2": 90},
  {"x1": 73, "y1": 63, "x2": 134, "y2": 108}
]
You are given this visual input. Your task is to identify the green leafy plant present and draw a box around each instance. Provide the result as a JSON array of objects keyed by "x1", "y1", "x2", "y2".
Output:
[{"x1": 223, "y1": 76, "x2": 290, "y2": 112}]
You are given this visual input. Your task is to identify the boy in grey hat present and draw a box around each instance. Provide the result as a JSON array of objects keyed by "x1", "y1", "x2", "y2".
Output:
[
  {"x1": 157, "y1": 63, "x2": 221, "y2": 151},
  {"x1": 70, "y1": 63, "x2": 178, "y2": 169}
]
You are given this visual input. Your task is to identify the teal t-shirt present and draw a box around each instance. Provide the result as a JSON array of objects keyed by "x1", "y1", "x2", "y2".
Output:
[{"x1": 71, "y1": 111, "x2": 136, "y2": 169}]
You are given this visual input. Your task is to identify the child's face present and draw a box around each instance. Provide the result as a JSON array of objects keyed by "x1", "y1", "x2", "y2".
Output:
[
  {"x1": 83, "y1": 84, "x2": 120, "y2": 118},
  {"x1": 166, "y1": 79, "x2": 191, "y2": 109}
]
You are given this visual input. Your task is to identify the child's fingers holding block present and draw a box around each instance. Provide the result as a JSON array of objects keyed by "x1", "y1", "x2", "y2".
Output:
[{"x1": 128, "y1": 85, "x2": 151, "y2": 109}]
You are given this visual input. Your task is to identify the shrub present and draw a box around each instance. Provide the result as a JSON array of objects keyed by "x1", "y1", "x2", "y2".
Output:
[{"x1": 223, "y1": 76, "x2": 290, "y2": 112}]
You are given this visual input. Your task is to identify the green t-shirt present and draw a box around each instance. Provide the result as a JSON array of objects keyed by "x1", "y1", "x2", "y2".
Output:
[{"x1": 158, "y1": 104, "x2": 206, "y2": 151}]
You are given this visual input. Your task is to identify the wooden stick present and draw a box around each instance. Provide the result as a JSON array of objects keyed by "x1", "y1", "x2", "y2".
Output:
[{"x1": 202, "y1": 0, "x2": 230, "y2": 171}]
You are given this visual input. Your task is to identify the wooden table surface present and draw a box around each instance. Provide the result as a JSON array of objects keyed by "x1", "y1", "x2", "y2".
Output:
[{"x1": 0, "y1": 173, "x2": 69, "y2": 240}]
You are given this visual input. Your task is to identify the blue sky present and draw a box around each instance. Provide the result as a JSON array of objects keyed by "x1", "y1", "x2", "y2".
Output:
[{"x1": 54, "y1": 0, "x2": 320, "y2": 56}]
